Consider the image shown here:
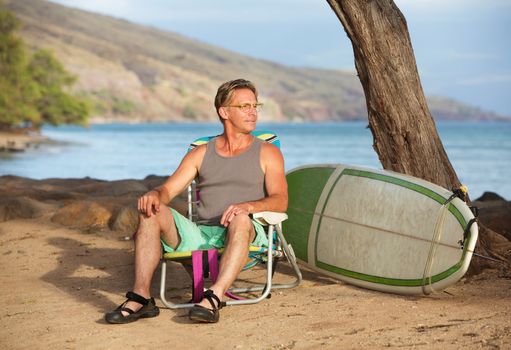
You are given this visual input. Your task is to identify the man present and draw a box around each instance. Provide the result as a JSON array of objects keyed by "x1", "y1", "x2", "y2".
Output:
[{"x1": 105, "y1": 79, "x2": 288, "y2": 324}]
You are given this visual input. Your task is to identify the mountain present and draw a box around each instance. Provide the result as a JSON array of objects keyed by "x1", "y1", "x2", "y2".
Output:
[{"x1": 4, "y1": 0, "x2": 508, "y2": 122}]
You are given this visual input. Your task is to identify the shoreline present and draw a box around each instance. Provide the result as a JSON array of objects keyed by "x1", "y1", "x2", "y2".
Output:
[
  {"x1": 53, "y1": 119, "x2": 511, "y2": 125},
  {"x1": 2, "y1": 122, "x2": 510, "y2": 201},
  {"x1": 0, "y1": 130, "x2": 51, "y2": 152}
]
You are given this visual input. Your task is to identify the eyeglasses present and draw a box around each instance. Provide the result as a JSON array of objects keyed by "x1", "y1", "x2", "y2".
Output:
[{"x1": 225, "y1": 103, "x2": 263, "y2": 113}]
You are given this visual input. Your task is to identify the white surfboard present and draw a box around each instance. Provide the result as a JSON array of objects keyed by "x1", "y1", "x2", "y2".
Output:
[{"x1": 283, "y1": 164, "x2": 478, "y2": 295}]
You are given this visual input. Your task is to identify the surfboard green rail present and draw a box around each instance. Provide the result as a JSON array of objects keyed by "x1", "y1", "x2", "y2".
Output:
[{"x1": 283, "y1": 167, "x2": 335, "y2": 261}]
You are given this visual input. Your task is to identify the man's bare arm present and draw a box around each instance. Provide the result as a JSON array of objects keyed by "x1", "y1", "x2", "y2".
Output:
[
  {"x1": 220, "y1": 143, "x2": 287, "y2": 226},
  {"x1": 138, "y1": 146, "x2": 205, "y2": 217}
]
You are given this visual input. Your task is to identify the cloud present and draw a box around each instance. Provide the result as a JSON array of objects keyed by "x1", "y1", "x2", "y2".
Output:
[
  {"x1": 395, "y1": 0, "x2": 510, "y2": 12},
  {"x1": 458, "y1": 73, "x2": 511, "y2": 86},
  {"x1": 446, "y1": 50, "x2": 500, "y2": 61}
]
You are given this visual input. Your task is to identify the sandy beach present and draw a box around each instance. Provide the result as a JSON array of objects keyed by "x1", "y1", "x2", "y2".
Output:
[
  {"x1": 0, "y1": 130, "x2": 51, "y2": 152},
  {"x1": 1, "y1": 176, "x2": 510, "y2": 349}
]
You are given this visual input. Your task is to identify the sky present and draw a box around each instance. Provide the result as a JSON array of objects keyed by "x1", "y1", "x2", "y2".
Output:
[{"x1": 49, "y1": 0, "x2": 511, "y2": 116}]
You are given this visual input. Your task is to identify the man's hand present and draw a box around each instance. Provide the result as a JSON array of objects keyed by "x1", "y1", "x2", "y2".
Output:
[
  {"x1": 220, "y1": 203, "x2": 251, "y2": 227},
  {"x1": 138, "y1": 190, "x2": 161, "y2": 217}
]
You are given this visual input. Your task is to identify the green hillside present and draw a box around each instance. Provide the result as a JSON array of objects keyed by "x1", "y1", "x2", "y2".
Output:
[{"x1": 4, "y1": 0, "x2": 506, "y2": 122}]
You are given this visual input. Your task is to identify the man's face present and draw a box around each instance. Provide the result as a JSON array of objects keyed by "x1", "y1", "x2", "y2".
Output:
[{"x1": 222, "y1": 88, "x2": 258, "y2": 132}]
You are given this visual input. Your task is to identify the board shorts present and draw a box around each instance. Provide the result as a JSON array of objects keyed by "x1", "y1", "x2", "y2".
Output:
[{"x1": 160, "y1": 208, "x2": 269, "y2": 253}]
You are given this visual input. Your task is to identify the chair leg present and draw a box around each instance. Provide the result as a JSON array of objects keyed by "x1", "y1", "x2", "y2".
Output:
[
  {"x1": 229, "y1": 222, "x2": 302, "y2": 296},
  {"x1": 159, "y1": 223, "x2": 302, "y2": 308},
  {"x1": 225, "y1": 224, "x2": 275, "y2": 306},
  {"x1": 275, "y1": 223, "x2": 302, "y2": 288},
  {"x1": 159, "y1": 260, "x2": 195, "y2": 309}
]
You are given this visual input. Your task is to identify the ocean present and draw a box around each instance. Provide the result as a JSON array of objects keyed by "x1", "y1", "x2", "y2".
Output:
[{"x1": 1, "y1": 122, "x2": 510, "y2": 200}]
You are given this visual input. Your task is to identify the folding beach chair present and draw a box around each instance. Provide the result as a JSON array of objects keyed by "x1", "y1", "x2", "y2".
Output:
[{"x1": 159, "y1": 131, "x2": 302, "y2": 309}]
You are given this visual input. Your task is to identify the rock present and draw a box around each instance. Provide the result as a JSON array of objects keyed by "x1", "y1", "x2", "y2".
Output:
[
  {"x1": 74, "y1": 180, "x2": 148, "y2": 197},
  {"x1": 106, "y1": 180, "x2": 149, "y2": 196},
  {"x1": 43, "y1": 177, "x2": 104, "y2": 189},
  {"x1": 25, "y1": 188, "x2": 79, "y2": 201},
  {"x1": 142, "y1": 175, "x2": 167, "y2": 191},
  {"x1": 109, "y1": 206, "x2": 139, "y2": 233},
  {"x1": 477, "y1": 201, "x2": 511, "y2": 242},
  {"x1": 51, "y1": 201, "x2": 112, "y2": 229},
  {"x1": 475, "y1": 192, "x2": 506, "y2": 202},
  {"x1": 0, "y1": 176, "x2": 82, "y2": 202},
  {"x1": 0, "y1": 196, "x2": 52, "y2": 222},
  {"x1": 0, "y1": 175, "x2": 39, "y2": 187}
]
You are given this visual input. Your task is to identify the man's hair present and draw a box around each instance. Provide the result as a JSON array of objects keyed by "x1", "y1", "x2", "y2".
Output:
[{"x1": 214, "y1": 79, "x2": 258, "y2": 120}]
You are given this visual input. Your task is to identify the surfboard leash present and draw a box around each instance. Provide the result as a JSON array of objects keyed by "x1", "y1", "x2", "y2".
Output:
[
  {"x1": 449, "y1": 188, "x2": 506, "y2": 266},
  {"x1": 422, "y1": 198, "x2": 450, "y2": 294},
  {"x1": 422, "y1": 185, "x2": 474, "y2": 294},
  {"x1": 450, "y1": 185, "x2": 479, "y2": 249},
  {"x1": 471, "y1": 252, "x2": 506, "y2": 264}
]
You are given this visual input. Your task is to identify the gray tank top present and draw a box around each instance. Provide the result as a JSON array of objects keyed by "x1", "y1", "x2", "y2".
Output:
[{"x1": 196, "y1": 137, "x2": 265, "y2": 225}]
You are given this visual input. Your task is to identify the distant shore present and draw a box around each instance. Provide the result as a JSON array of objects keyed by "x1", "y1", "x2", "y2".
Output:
[{"x1": 0, "y1": 130, "x2": 51, "y2": 152}]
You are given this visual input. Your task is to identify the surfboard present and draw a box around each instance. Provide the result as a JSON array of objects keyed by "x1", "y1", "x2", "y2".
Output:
[{"x1": 283, "y1": 164, "x2": 478, "y2": 295}]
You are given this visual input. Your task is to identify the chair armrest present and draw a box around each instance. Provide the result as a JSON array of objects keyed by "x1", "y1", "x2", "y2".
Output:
[{"x1": 252, "y1": 212, "x2": 288, "y2": 226}]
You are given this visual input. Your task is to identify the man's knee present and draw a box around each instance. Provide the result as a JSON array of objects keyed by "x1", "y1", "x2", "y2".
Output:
[
  {"x1": 227, "y1": 214, "x2": 255, "y2": 243},
  {"x1": 228, "y1": 213, "x2": 252, "y2": 229},
  {"x1": 137, "y1": 209, "x2": 174, "y2": 233},
  {"x1": 138, "y1": 212, "x2": 156, "y2": 228}
]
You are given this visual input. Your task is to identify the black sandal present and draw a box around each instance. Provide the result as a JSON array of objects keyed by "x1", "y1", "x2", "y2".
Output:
[
  {"x1": 188, "y1": 290, "x2": 225, "y2": 323},
  {"x1": 105, "y1": 291, "x2": 160, "y2": 324}
]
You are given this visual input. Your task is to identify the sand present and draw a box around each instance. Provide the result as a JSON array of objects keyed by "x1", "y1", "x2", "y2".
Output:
[
  {"x1": 0, "y1": 173, "x2": 510, "y2": 349},
  {"x1": 1, "y1": 210, "x2": 510, "y2": 349}
]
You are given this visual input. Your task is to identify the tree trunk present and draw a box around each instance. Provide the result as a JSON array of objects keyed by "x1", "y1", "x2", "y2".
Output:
[{"x1": 326, "y1": 0, "x2": 508, "y2": 272}]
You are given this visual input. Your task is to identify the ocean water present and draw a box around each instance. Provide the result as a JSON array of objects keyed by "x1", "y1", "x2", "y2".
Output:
[{"x1": 0, "y1": 122, "x2": 510, "y2": 200}]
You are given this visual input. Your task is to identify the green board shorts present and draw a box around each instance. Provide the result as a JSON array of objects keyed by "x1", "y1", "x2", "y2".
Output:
[{"x1": 161, "y1": 208, "x2": 269, "y2": 253}]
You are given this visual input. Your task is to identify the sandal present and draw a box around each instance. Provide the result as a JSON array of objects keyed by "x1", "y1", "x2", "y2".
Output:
[
  {"x1": 105, "y1": 291, "x2": 160, "y2": 324},
  {"x1": 188, "y1": 290, "x2": 225, "y2": 323}
]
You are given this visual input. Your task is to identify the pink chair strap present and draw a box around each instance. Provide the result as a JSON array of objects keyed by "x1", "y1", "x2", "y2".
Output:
[
  {"x1": 208, "y1": 249, "x2": 219, "y2": 282},
  {"x1": 191, "y1": 250, "x2": 204, "y2": 303},
  {"x1": 191, "y1": 249, "x2": 245, "y2": 302}
]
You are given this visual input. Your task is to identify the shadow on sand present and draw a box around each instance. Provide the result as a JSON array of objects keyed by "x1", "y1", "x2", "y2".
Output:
[
  {"x1": 41, "y1": 236, "x2": 186, "y2": 321},
  {"x1": 41, "y1": 235, "x2": 340, "y2": 323}
]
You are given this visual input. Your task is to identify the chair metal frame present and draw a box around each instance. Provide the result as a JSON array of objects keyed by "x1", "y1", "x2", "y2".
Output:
[{"x1": 159, "y1": 131, "x2": 302, "y2": 309}]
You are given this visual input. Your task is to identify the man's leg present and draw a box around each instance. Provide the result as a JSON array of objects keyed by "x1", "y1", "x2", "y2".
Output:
[
  {"x1": 122, "y1": 207, "x2": 180, "y2": 315},
  {"x1": 197, "y1": 213, "x2": 255, "y2": 309}
]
